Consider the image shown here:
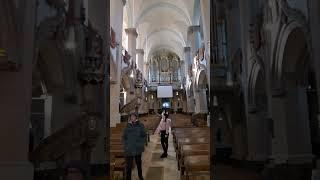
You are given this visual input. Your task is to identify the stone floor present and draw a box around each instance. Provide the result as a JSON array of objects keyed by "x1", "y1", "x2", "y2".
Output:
[{"x1": 131, "y1": 132, "x2": 181, "y2": 180}]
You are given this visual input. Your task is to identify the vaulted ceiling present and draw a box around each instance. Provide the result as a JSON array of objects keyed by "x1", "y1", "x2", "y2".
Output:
[{"x1": 123, "y1": 0, "x2": 197, "y2": 62}]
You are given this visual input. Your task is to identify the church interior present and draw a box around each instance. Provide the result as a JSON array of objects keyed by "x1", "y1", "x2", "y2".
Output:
[{"x1": 1, "y1": 0, "x2": 320, "y2": 180}]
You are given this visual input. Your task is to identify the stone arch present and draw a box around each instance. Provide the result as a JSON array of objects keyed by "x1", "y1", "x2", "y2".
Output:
[
  {"x1": 195, "y1": 68, "x2": 207, "y2": 90},
  {"x1": 248, "y1": 61, "x2": 265, "y2": 108},
  {"x1": 269, "y1": 7, "x2": 315, "y2": 163},
  {"x1": 271, "y1": 6, "x2": 311, "y2": 88}
]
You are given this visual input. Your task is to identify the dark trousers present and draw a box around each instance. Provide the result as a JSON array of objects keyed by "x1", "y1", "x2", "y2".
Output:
[
  {"x1": 160, "y1": 130, "x2": 169, "y2": 154},
  {"x1": 125, "y1": 155, "x2": 143, "y2": 180}
]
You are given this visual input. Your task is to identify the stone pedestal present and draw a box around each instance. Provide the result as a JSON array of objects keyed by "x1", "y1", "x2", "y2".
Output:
[
  {"x1": 195, "y1": 89, "x2": 208, "y2": 113},
  {"x1": 246, "y1": 106, "x2": 269, "y2": 161},
  {"x1": 271, "y1": 87, "x2": 313, "y2": 164}
]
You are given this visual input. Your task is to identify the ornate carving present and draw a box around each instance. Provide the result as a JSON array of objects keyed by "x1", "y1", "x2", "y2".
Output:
[
  {"x1": 123, "y1": 50, "x2": 131, "y2": 65},
  {"x1": 78, "y1": 25, "x2": 104, "y2": 85},
  {"x1": 31, "y1": 112, "x2": 100, "y2": 162},
  {"x1": 135, "y1": 70, "x2": 143, "y2": 87}
]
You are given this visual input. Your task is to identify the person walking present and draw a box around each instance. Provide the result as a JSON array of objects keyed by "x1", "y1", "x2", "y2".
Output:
[
  {"x1": 122, "y1": 113, "x2": 146, "y2": 180},
  {"x1": 155, "y1": 112, "x2": 171, "y2": 158}
]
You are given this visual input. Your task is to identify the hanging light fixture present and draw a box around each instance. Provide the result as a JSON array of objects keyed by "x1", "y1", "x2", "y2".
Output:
[{"x1": 145, "y1": 86, "x2": 148, "y2": 92}]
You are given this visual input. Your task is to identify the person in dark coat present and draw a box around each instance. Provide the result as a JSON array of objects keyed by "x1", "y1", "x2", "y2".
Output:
[{"x1": 122, "y1": 113, "x2": 146, "y2": 180}]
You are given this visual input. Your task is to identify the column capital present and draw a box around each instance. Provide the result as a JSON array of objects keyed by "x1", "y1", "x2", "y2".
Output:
[
  {"x1": 184, "y1": 47, "x2": 191, "y2": 52},
  {"x1": 136, "y1": 49, "x2": 144, "y2": 55},
  {"x1": 125, "y1": 28, "x2": 138, "y2": 37},
  {"x1": 188, "y1": 25, "x2": 200, "y2": 34}
]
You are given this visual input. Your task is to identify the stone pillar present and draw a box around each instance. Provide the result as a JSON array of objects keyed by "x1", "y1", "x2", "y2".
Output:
[
  {"x1": 184, "y1": 47, "x2": 193, "y2": 113},
  {"x1": 246, "y1": 105, "x2": 269, "y2": 161},
  {"x1": 271, "y1": 88, "x2": 313, "y2": 164},
  {"x1": 0, "y1": 0, "x2": 36, "y2": 179},
  {"x1": 136, "y1": 49, "x2": 144, "y2": 73},
  {"x1": 309, "y1": 0, "x2": 320, "y2": 133},
  {"x1": 195, "y1": 89, "x2": 208, "y2": 113},
  {"x1": 109, "y1": 0, "x2": 125, "y2": 127},
  {"x1": 87, "y1": 0, "x2": 109, "y2": 169},
  {"x1": 188, "y1": 25, "x2": 201, "y2": 57},
  {"x1": 199, "y1": 0, "x2": 210, "y2": 68},
  {"x1": 180, "y1": 60, "x2": 185, "y2": 81},
  {"x1": 136, "y1": 49, "x2": 146, "y2": 115},
  {"x1": 125, "y1": 28, "x2": 138, "y2": 65},
  {"x1": 125, "y1": 28, "x2": 138, "y2": 104}
]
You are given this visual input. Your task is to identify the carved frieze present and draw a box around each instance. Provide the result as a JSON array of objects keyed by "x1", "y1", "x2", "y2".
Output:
[{"x1": 78, "y1": 25, "x2": 104, "y2": 85}]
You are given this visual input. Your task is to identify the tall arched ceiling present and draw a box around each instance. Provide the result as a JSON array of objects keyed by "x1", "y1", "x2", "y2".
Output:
[{"x1": 124, "y1": 0, "x2": 195, "y2": 61}]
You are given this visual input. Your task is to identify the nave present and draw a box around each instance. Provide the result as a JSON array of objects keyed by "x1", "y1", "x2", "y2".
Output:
[{"x1": 111, "y1": 113, "x2": 264, "y2": 180}]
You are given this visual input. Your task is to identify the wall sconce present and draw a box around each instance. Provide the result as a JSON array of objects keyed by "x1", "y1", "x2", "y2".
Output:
[
  {"x1": 145, "y1": 87, "x2": 148, "y2": 92},
  {"x1": 176, "y1": 92, "x2": 179, "y2": 96},
  {"x1": 151, "y1": 95, "x2": 153, "y2": 99}
]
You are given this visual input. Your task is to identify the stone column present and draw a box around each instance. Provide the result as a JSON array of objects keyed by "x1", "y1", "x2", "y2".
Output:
[
  {"x1": 188, "y1": 25, "x2": 201, "y2": 57},
  {"x1": 195, "y1": 89, "x2": 208, "y2": 113},
  {"x1": 309, "y1": 0, "x2": 320, "y2": 136},
  {"x1": 136, "y1": 49, "x2": 145, "y2": 114},
  {"x1": 271, "y1": 88, "x2": 313, "y2": 164},
  {"x1": 136, "y1": 49, "x2": 144, "y2": 73},
  {"x1": 110, "y1": 0, "x2": 125, "y2": 127},
  {"x1": 246, "y1": 105, "x2": 269, "y2": 161},
  {"x1": 87, "y1": 0, "x2": 109, "y2": 170},
  {"x1": 199, "y1": 0, "x2": 211, "y2": 85},
  {"x1": 125, "y1": 28, "x2": 138, "y2": 103},
  {"x1": 0, "y1": 0, "x2": 36, "y2": 179},
  {"x1": 125, "y1": 28, "x2": 138, "y2": 65},
  {"x1": 184, "y1": 47, "x2": 194, "y2": 113}
]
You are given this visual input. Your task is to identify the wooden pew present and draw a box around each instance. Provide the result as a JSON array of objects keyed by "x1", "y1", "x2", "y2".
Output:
[
  {"x1": 179, "y1": 144, "x2": 209, "y2": 172},
  {"x1": 175, "y1": 137, "x2": 210, "y2": 168},
  {"x1": 170, "y1": 123, "x2": 210, "y2": 180},
  {"x1": 182, "y1": 155, "x2": 210, "y2": 180}
]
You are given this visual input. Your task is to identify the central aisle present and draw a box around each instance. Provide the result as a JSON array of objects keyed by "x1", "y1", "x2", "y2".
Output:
[{"x1": 131, "y1": 131, "x2": 180, "y2": 180}]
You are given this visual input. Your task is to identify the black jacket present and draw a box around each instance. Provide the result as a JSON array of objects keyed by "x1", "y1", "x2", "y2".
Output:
[{"x1": 122, "y1": 121, "x2": 146, "y2": 156}]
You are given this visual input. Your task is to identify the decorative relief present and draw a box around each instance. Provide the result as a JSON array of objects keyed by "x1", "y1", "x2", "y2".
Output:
[{"x1": 78, "y1": 25, "x2": 104, "y2": 85}]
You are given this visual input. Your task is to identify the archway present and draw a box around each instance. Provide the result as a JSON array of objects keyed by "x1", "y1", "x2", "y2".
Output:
[
  {"x1": 271, "y1": 25, "x2": 314, "y2": 164},
  {"x1": 246, "y1": 62, "x2": 270, "y2": 161},
  {"x1": 195, "y1": 68, "x2": 208, "y2": 113}
]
